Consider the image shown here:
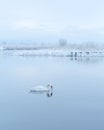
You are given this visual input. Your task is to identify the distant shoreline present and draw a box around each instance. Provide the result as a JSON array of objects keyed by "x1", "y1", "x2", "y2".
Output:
[{"x1": 1, "y1": 45, "x2": 104, "y2": 57}]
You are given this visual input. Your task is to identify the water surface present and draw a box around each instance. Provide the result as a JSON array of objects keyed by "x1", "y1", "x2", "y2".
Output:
[{"x1": 0, "y1": 53, "x2": 104, "y2": 130}]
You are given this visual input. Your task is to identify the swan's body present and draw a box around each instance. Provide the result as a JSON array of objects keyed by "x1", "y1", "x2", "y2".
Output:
[{"x1": 30, "y1": 84, "x2": 53, "y2": 92}]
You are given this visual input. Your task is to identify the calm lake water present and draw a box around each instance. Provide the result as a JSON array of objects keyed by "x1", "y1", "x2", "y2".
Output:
[{"x1": 0, "y1": 52, "x2": 104, "y2": 130}]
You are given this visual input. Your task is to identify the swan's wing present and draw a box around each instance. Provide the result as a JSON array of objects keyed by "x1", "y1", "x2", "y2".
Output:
[{"x1": 30, "y1": 86, "x2": 48, "y2": 92}]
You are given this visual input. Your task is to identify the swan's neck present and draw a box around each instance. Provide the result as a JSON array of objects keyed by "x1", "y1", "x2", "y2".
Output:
[{"x1": 47, "y1": 85, "x2": 53, "y2": 90}]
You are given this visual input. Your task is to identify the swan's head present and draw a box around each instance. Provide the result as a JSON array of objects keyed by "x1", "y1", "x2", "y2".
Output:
[{"x1": 47, "y1": 84, "x2": 53, "y2": 89}]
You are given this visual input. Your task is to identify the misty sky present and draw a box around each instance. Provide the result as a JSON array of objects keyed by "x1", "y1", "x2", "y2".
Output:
[{"x1": 0, "y1": 0, "x2": 104, "y2": 43}]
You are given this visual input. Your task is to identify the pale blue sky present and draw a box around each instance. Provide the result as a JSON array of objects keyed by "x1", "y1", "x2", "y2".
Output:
[{"x1": 0, "y1": 0, "x2": 104, "y2": 43}]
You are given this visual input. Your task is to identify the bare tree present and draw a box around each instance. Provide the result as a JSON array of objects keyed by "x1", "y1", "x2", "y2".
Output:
[{"x1": 59, "y1": 39, "x2": 67, "y2": 47}]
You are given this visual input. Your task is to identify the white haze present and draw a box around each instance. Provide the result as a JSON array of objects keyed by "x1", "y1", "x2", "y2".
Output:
[{"x1": 0, "y1": 0, "x2": 104, "y2": 44}]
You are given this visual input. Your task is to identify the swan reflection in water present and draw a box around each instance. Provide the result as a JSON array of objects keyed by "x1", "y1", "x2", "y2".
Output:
[{"x1": 30, "y1": 84, "x2": 53, "y2": 97}]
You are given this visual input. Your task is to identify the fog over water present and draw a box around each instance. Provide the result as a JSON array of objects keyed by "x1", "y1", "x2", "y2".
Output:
[{"x1": 0, "y1": 0, "x2": 104, "y2": 129}]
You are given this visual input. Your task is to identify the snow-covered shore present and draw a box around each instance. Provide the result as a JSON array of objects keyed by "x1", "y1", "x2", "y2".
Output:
[
  {"x1": 1, "y1": 45, "x2": 104, "y2": 57},
  {"x1": 12, "y1": 49, "x2": 104, "y2": 57}
]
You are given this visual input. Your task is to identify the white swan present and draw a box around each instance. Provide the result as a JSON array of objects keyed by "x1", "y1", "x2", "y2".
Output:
[{"x1": 30, "y1": 84, "x2": 53, "y2": 92}]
